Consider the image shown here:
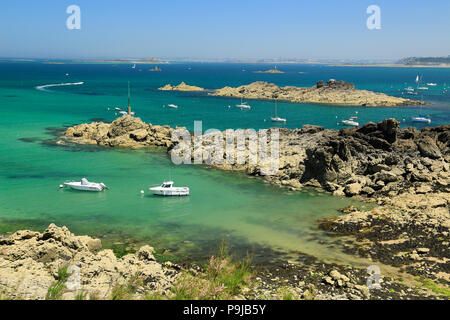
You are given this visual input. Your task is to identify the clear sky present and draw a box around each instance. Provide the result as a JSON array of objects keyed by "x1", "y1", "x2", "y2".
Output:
[{"x1": 0, "y1": 0, "x2": 449, "y2": 60}]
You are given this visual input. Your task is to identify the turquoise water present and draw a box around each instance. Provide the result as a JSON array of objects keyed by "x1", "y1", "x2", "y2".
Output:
[{"x1": 0, "y1": 61, "x2": 449, "y2": 265}]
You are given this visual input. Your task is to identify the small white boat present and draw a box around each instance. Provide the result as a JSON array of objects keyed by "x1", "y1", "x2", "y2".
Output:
[
  {"x1": 236, "y1": 97, "x2": 251, "y2": 109},
  {"x1": 427, "y1": 83, "x2": 437, "y2": 86},
  {"x1": 168, "y1": 104, "x2": 179, "y2": 109},
  {"x1": 63, "y1": 178, "x2": 109, "y2": 192},
  {"x1": 417, "y1": 86, "x2": 429, "y2": 90},
  {"x1": 149, "y1": 181, "x2": 190, "y2": 196},
  {"x1": 341, "y1": 116, "x2": 359, "y2": 127},
  {"x1": 404, "y1": 87, "x2": 415, "y2": 92},
  {"x1": 132, "y1": 64, "x2": 136, "y2": 69},
  {"x1": 412, "y1": 116, "x2": 431, "y2": 124},
  {"x1": 271, "y1": 117, "x2": 287, "y2": 122}
]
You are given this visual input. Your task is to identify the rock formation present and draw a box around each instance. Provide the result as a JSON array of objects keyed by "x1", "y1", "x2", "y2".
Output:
[
  {"x1": 158, "y1": 82, "x2": 205, "y2": 92},
  {"x1": 212, "y1": 80, "x2": 427, "y2": 107},
  {"x1": 0, "y1": 224, "x2": 178, "y2": 300},
  {"x1": 64, "y1": 115, "x2": 175, "y2": 148},
  {"x1": 253, "y1": 69, "x2": 285, "y2": 74}
]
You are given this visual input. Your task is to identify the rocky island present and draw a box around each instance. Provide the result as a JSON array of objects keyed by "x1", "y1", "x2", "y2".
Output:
[
  {"x1": 212, "y1": 80, "x2": 427, "y2": 107},
  {"x1": 158, "y1": 82, "x2": 205, "y2": 92},
  {"x1": 253, "y1": 69, "x2": 285, "y2": 74},
  {"x1": 156, "y1": 79, "x2": 425, "y2": 107}
]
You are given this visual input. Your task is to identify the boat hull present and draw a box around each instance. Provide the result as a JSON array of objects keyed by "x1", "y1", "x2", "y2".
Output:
[
  {"x1": 412, "y1": 117, "x2": 431, "y2": 124},
  {"x1": 64, "y1": 183, "x2": 105, "y2": 192},
  {"x1": 150, "y1": 187, "x2": 190, "y2": 196},
  {"x1": 341, "y1": 120, "x2": 359, "y2": 127}
]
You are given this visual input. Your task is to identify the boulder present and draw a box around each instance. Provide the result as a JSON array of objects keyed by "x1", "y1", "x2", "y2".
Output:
[
  {"x1": 345, "y1": 183, "x2": 362, "y2": 196},
  {"x1": 108, "y1": 116, "x2": 147, "y2": 138},
  {"x1": 416, "y1": 136, "x2": 442, "y2": 159}
]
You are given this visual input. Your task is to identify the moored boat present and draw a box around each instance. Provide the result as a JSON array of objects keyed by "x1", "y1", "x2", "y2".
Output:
[
  {"x1": 149, "y1": 181, "x2": 190, "y2": 196},
  {"x1": 341, "y1": 116, "x2": 359, "y2": 127},
  {"x1": 63, "y1": 178, "x2": 109, "y2": 192}
]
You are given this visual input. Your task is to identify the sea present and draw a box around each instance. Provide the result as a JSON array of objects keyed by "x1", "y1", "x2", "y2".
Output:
[{"x1": 0, "y1": 61, "x2": 448, "y2": 266}]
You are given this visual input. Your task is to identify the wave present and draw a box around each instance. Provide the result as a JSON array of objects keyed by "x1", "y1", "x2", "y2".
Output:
[{"x1": 35, "y1": 82, "x2": 84, "y2": 92}]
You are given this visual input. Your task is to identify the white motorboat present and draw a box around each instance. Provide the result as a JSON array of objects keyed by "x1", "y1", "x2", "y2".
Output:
[
  {"x1": 236, "y1": 97, "x2": 251, "y2": 109},
  {"x1": 404, "y1": 87, "x2": 415, "y2": 92},
  {"x1": 63, "y1": 178, "x2": 109, "y2": 192},
  {"x1": 427, "y1": 83, "x2": 437, "y2": 86},
  {"x1": 412, "y1": 116, "x2": 431, "y2": 124},
  {"x1": 417, "y1": 86, "x2": 429, "y2": 90},
  {"x1": 149, "y1": 181, "x2": 190, "y2": 196},
  {"x1": 270, "y1": 100, "x2": 286, "y2": 122},
  {"x1": 168, "y1": 104, "x2": 179, "y2": 109},
  {"x1": 341, "y1": 116, "x2": 359, "y2": 127}
]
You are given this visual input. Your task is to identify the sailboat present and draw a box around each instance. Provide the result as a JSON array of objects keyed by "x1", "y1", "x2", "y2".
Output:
[
  {"x1": 236, "y1": 97, "x2": 251, "y2": 109},
  {"x1": 411, "y1": 75, "x2": 431, "y2": 124},
  {"x1": 270, "y1": 100, "x2": 286, "y2": 122},
  {"x1": 119, "y1": 82, "x2": 136, "y2": 116}
]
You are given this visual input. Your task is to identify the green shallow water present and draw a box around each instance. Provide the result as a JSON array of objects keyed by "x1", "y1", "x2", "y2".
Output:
[{"x1": 0, "y1": 61, "x2": 448, "y2": 265}]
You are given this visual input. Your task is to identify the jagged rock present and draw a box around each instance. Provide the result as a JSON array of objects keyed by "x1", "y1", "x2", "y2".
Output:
[
  {"x1": 0, "y1": 224, "x2": 178, "y2": 300},
  {"x1": 301, "y1": 125, "x2": 324, "y2": 134},
  {"x1": 416, "y1": 136, "x2": 442, "y2": 159},
  {"x1": 130, "y1": 129, "x2": 149, "y2": 142},
  {"x1": 158, "y1": 82, "x2": 204, "y2": 92},
  {"x1": 345, "y1": 183, "x2": 362, "y2": 196},
  {"x1": 108, "y1": 116, "x2": 147, "y2": 138}
]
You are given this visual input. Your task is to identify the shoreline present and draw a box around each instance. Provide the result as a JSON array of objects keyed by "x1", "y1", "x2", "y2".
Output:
[
  {"x1": 1, "y1": 223, "x2": 447, "y2": 300},
  {"x1": 2, "y1": 116, "x2": 447, "y2": 299},
  {"x1": 59, "y1": 116, "x2": 450, "y2": 293}
]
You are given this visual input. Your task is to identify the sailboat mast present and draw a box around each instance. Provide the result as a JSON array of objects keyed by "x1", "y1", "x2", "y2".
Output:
[{"x1": 127, "y1": 81, "x2": 131, "y2": 116}]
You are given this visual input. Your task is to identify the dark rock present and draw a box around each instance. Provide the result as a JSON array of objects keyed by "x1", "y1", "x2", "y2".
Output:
[
  {"x1": 416, "y1": 136, "x2": 442, "y2": 159},
  {"x1": 301, "y1": 125, "x2": 324, "y2": 134}
]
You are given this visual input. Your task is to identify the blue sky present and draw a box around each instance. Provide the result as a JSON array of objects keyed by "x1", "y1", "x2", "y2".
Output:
[{"x1": 0, "y1": 0, "x2": 449, "y2": 60}]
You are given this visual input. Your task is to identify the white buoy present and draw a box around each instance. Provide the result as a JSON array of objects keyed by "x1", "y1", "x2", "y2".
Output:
[
  {"x1": 140, "y1": 190, "x2": 145, "y2": 194},
  {"x1": 59, "y1": 184, "x2": 64, "y2": 189}
]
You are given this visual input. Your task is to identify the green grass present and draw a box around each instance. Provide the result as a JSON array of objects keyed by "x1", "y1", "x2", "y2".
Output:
[
  {"x1": 109, "y1": 273, "x2": 143, "y2": 300},
  {"x1": 45, "y1": 266, "x2": 71, "y2": 300},
  {"x1": 146, "y1": 241, "x2": 253, "y2": 300},
  {"x1": 415, "y1": 278, "x2": 450, "y2": 297}
]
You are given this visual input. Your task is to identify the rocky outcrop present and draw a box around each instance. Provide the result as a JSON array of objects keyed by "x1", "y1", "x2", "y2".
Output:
[
  {"x1": 253, "y1": 69, "x2": 285, "y2": 74},
  {"x1": 158, "y1": 82, "x2": 204, "y2": 92},
  {"x1": 0, "y1": 224, "x2": 178, "y2": 300},
  {"x1": 212, "y1": 80, "x2": 427, "y2": 107},
  {"x1": 63, "y1": 115, "x2": 176, "y2": 148}
]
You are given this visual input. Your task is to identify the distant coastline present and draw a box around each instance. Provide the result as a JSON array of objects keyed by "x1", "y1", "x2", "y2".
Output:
[{"x1": 331, "y1": 64, "x2": 450, "y2": 68}]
